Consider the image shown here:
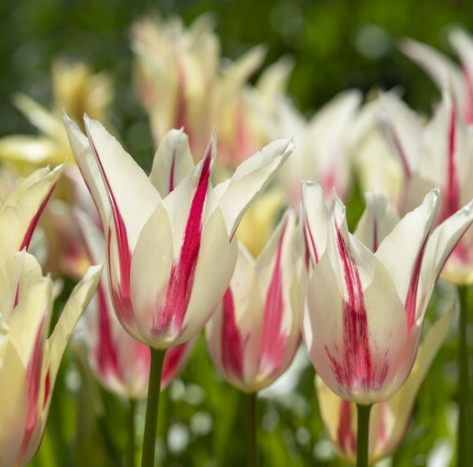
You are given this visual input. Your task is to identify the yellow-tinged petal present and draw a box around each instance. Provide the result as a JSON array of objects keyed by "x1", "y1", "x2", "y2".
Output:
[
  {"x1": 0, "y1": 136, "x2": 64, "y2": 173},
  {"x1": 45, "y1": 263, "x2": 102, "y2": 384},
  {"x1": 0, "y1": 341, "x2": 28, "y2": 467}
]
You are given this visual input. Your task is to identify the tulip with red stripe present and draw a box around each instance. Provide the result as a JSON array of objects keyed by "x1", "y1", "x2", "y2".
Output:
[
  {"x1": 0, "y1": 251, "x2": 101, "y2": 467},
  {"x1": 63, "y1": 116, "x2": 294, "y2": 350},
  {"x1": 302, "y1": 183, "x2": 473, "y2": 404},
  {"x1": 206, "y1": 210, "x2": 303, "y2": 392},
  {"x1": 316, "y1": 306, "x2": 455, "y2": 464},
  {"x1": 77, "y1": 209, "x2": 196, "y2": 399}
]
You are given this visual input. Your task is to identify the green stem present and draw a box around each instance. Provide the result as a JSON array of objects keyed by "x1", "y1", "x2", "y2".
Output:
[
  {"x1": 141, "y1": 348, "x2": 167, "y2": 467},
  {"x1": 247, "y1": 392, "x2": 258, "y2": 467},
  {"x1": 457, "y1": 285, "x2": 470, "y2": 467},
  {"x1": 356, "y1": 404, "x2": 372, "y2": 467},
  {"x1": 127, "y1": 398, "x2": 137, "y2": 467}
]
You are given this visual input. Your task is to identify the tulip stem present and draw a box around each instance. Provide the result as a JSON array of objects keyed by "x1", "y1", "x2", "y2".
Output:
[
  {"x1": 141, "y1": 348, "x2": 167, "y2": 467},
  {"x1": 457, "y1": 285, "x2": 471, "y2": 467},
  {"x1": 247, "y1": 392, "x2": 258, "y2": 467},
  {"x1": 127, "y1": 398, "x2": 137, "y2": 467},
  {"x1": 356, "y1": 404, "x2": 372, "y2": 467}
]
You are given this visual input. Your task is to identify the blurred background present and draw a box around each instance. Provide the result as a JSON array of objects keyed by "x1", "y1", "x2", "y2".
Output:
[{"x1": 1, "y1": 0, "x2": 473, "y2": 466}]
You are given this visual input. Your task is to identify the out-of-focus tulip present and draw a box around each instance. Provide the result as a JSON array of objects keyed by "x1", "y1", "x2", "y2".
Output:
[
  {"x1": 274, "y1": 90, "x2": 361, "y2": 206},
  {"x1": 401, "y1": 29, "x2": 473, "y2": 125},
  {"x1": 0, "y1": 163, "x2": 65, "y2": 262},
  {"x1": 0, "y1": 251, "x2": 101, "y2": 467},
  {"x1": 206, "y1": 210, "x2": 302, "y2": 392},
  {"x1": 356, "y1": 91, "x2": 473, "y2": 285},
  {"x1": 316, "y1": 307, "x2": 454, "y2": 464},
  {"x1": 64, "y1": 117, "x2": 293, "y2": 350},
  {"x1": 131, "y1": 13, "x2": 291, "y2": 168},
  {"x1": 302, "y1": 183, "x2": 473, "y2": 404},
  {"x1": 77, "y1": 210, "x2": 196, "y2": 399},
  {"x1": 0, "y1": 60, "x2": 112, "y2": 173}
]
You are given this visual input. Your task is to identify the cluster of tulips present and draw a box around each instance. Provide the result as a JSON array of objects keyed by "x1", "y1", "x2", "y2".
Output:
[{"x1": 1, "y1": 13, "x2": 473, "y2": 467}]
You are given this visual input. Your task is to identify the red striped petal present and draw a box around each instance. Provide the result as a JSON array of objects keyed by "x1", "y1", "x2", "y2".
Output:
[
  {"x1": 19, "y1": 179, "x2": 58, "y2": 251},
  {"x1": 220, "y1": 287, "x2": 245, "y2": 379},
  {"x1": 258, "y1": 222, "x2": 289, "y2": 377},
  {"x1": 152, "y1": 145, "x2": 212, "y2": 337},
  {"x1": 325, "y1": 221, "x2": 388, "y2": 392}
]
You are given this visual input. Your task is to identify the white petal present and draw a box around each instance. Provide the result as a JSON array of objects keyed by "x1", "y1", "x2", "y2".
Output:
[
  {"x1": 354, "y1": 192, "x2": 399, "y2": 252},
  {"x1": 84, "y1": 115, "x2": 161, "y2": 250},
  {"x1": 149, "y1": 128, "x2": 195, "y2": 197},
  {"x1": 376, "y1": 189, "x2": 439, "y2": 308},
  {"x1": 301, "y1": 181, "x2": 329, "y2": 266},
  {"x1": 214, "y1": 138, "x2": 295, "y2": 238},
  {"x1": 63, "y1": 111, "x2": 111, "y2": 228}
]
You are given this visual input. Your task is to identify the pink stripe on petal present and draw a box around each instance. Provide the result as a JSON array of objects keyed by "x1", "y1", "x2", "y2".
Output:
[
  {"x1": 152, "y1": 147, "x2": 212, "y2": 337},
  {"x1": 258, "y1": 223, "x2": 288, "y2": 378},
  {"x1": 220, "y1": 287, "x2": 245, "y2": 379},
  {"x1": 94, "y1": 281, "x2": 122, "y2": 380},
  {"x1": 337, "y1": 400, "x2": 356, "y2": 456},
  {"x1": 383, "y1": 119, "x2": 412, "y2": 180},
  {"x1": 325, "y1": 222, "x2": 389, "y2": 392},
  {"x1": 169, "y1": 150, "x2": 176, "y2": 194},
  {"x1": 305, "y1": 213, "x2": 320, "y2": 267},
  {"x1": 373, "y1": 218, "x2": 379, "y2": 252},
  {"x1": 19, "y1": 180, "x2": 58, "y2": 251},
  {"x1": 107, "y1": 228, "x2": 134, "y2": 326},
  {"x1": 404, "y1": 237, "x2": 428, "y2": 331},
  {"x1": 18, "y1": 316, "x2": 46, "y2": 461},
  {"x1": 90, "y1": 135, "x2": 134, "y2": 326},
  {"x1": 439, "y1": 104, "x2": 460, "y2": 223}
]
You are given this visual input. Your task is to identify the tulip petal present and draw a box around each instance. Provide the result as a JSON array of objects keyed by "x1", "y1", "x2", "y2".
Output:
[
  {"x1": 130, "y1": 202, "x2": 174, "y2": 345},
  {"x1": 256, "y1": 210, "x2": 301, "y2": 381},
  {"x1": 206, "y1": 243, "x2": 262, "y2": 389},
  {"x1": 376, "y1": 189, "x2": 439, "y2": 329},
  {"x1": 305, "y1": 197, "x2": 409, "y2": 403},
  {"x1": 0, "y1": 163, "x2": 65, "y2": 260},
  {"x1": 84, "y1": 116, "x2": 161, "y2": 250},
  {"x1": 354, "y1": 192, "x2": 399, "y2": 253},
  {"x1": 214, "y1": 138, "x2": 294, "y2": 238},
  {"x1": 377, "y1": 306, "x2": 455, "y2": 460},
  {"x1": 400, "y1": 37, "x2": 466, "y2": 105},
  {"x1": 418, "y1": 199, "x2": 473, "y2": 318},
  {"x1": 45, "y1": 263, "x2": 102, "y2": 385},
  {"x1": 149, "y1": 128, "x2": 195, "y2": 196},
  {"x1": 301, "y1": 181, "x2": 329, "y2": 268},
  {"x1": 0, "y1": 342, "x2": 28, "y2": 467},
  {"x1": 63, "y1": 111, "x2": 111, "y2": 227}
]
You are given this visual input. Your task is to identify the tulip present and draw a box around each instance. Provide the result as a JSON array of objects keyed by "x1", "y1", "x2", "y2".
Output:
[
  {"x1": 302, "y1": 184, "x2": 472, "y2": 404},
  {"x1": 401, "y1": 28, "x2": 473, "y2": 125},
  {"x1": 316, "y1": 306, "x2": 455, "y2": 464},
  {"x1": 274, "y1": 90, "x2": 361, "y2": 206},
  {"x1": 0, "y1": 60, "x2": 112, "y2": 173},
  {"x1": 77, "y1": 209, "x2": 196, "y2": 399},
  {"x1": 206, "y1": 209, "x2": 302, "y2": 467},
  {"x1": 302, "y1": 185, "x2": 473, "y2": 466},
  {"x1": 0, "y1": 251, "x2": 101, "y2": 467},
  {"x1": 206, "y1": 210, "x2": 302, "y2": 393},
  {"x1": 131, "y1": 13, "x2": 291, "y2": 168},
  {"x1": 64, "y1": 116, "x2": 293, "y2": 467}
]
